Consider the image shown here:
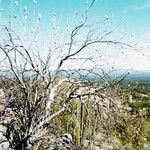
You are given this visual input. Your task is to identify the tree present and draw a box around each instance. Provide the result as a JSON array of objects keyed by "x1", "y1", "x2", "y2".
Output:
[{"x1": 0, "y1": 0, "x2": 135, "y2": 149}]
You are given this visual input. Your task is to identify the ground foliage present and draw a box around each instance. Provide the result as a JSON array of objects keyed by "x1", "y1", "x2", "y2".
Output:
[
  {"x1": 1, "y1": 78, "x2": 150, "y2": 149},
  {"x1": 38, "y1": 79, "x2": 150, "y2": 149}
]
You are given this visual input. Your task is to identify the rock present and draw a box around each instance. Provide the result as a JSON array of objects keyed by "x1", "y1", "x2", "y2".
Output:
[
  {"x1": 0, "y1": 142, "x2": 10, "y2": 150},
  {"x1": 0, "y1": 89, "x2": 5, "y2": 117},
  {"x1": 48, "y1": 133, "x2": 75, "y2": 150},
  {"x1": 83, "y1": 132, "x2": 122, "y2": 150},
  {"x1": 0, "y1": 121, "x2": 12, "y2": 150},
  {"x1": 0, "y1": 102, "x2": 5, "y2": 112}
]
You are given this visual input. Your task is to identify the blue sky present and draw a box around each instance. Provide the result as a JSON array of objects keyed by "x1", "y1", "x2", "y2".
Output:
[
  {"x1": 0, "y1": 0, "x2": 150, "y2": 71},
  {"x1": 1, "y1": 0, "x2": 150, "y2": 33}
]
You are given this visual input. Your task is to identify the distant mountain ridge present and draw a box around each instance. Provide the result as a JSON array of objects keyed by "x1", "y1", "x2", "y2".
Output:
[
  {"x1": 127, "y1": 70, "x2": 150, "y2": 81},
  {"x1": 0, "y1": 69, "x2": 150, "y2": 81}
]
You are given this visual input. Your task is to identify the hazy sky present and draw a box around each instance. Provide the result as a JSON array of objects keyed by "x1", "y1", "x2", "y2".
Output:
[{"x1": 0, "y1": 0, "x2": 150, "y2": 71}]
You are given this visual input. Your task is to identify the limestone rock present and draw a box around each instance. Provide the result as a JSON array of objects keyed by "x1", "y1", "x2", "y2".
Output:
[
  {"x1": 48, "y1": 133, "x2": 75, "y2": 150},
  {"x1": 0, "y1": 89, "x2": 5, "y2": 115}
]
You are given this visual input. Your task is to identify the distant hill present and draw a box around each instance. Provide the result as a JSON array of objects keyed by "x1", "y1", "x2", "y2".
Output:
[
  {"x1": 0, "y1": 69, "x2": 150, "y2": 81},
  {"x1": 127, "y1": 71, "x2": 150, "y2": 81}
]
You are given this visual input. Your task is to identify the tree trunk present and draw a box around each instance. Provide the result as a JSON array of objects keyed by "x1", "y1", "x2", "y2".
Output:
[{"x1": 14, "y1": 140, "x2": 27, "y2": 150}]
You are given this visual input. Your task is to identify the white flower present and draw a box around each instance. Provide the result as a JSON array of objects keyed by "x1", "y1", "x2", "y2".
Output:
[
  {"x1": 24, "y1": 6, "x2": 27, "y2": 12},
  {"x1": 38, "y1": 13, "x2": 42, "y2": 21},
  {"x1": 32, "y1": 0, "x2": 37, "y2": 4},
  {"x1": 52, "y1": 9, "x2": 56, "y2": 17},
  {"x1": 104, "y1": 15, "x2": 109, "y2": 20},
  {"x1": 14, "y1": 0, "x2": 19, "y2": 6},
  {"x1": 75, "y1": 10, "x2": 79, "y2": 15},
  {"x1": 14, "y1": 15, "x2": 18, "y2": 19}
]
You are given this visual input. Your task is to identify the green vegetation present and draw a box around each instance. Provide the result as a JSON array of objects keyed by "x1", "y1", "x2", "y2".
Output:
[
  {"x1": 50, "y1": 80, "x2": 150, "y2": 149},
  {"x1": 1, "y1": 76, "x2": 150, "y2": 149},
  {"x1": 115, "y1": 80, "x2": 150, "y2": 149}
]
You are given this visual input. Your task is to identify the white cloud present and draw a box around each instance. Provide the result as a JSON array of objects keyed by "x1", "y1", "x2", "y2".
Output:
[{"x1": 116, "y1": 52, "x2": 150, "y2": 71}]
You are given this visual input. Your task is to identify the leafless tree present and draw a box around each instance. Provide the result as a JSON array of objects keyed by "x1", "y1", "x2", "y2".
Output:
[{"x1": 0, "y1": 0, "x2": 136, "y2": 149}]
